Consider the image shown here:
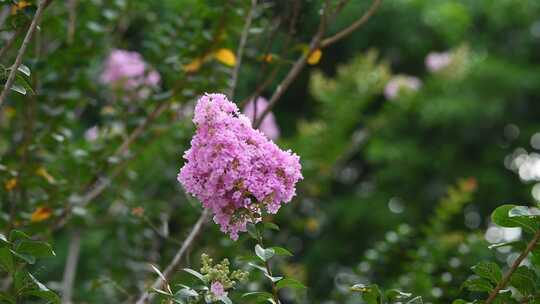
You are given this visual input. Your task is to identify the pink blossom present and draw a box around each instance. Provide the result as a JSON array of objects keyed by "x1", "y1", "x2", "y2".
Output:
[
  {"x1": 84, "y1": 126, "x2": 99, "y2": 142},
  {"x1": 210, "y1": 282, "x2": 227, "y2": 298},
  {"x1": 178, "y1": 93, "x2": 303, "y2": 240},
  {"x1": 242, "y1": 97, "x2": 280, "y2": 140},
  {"x1": 100, "y1": 49, "x2": 160, "y2": 99},
  {"x1": 425, "y1": 51, "x2": 452, "y2": 72},
  {"x1": 384, "y1": 75, "x2": 422, "y2": 100}
]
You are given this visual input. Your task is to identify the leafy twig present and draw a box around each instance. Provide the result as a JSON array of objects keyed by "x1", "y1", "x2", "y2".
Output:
[
  {"x1": 485, "y1": 229, "x2": 540, "y2": 304},
  {"x1": 0, "y1": 0, "x2": 50, "y2": 110}
]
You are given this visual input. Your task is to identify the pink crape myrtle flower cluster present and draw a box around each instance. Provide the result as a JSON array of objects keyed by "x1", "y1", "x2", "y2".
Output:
[
  {"x1": 100, "y1": 49, "x2": 160, "y2": 100},
  {"x1": 178, "y1": 93, "x2": 302, "y2": 240},
  {"x1": 242, "y1": 97, "x2": 280, "y2": 140}
]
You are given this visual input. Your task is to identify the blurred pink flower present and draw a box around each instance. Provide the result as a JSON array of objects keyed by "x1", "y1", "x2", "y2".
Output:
[
  {"x1": 178, "y1": 93, "x2": 302, "y2": 240},
  {"x1": 425, "y1": 51, "x2": 452, "y2": 72},
  {"x1": 84, "y1": 126, "x2": 99, "y2": 142},
  {"x1": 242, "y1": 97, "x2": 280, "y2": 140},
  {"x1": 210, "y1": 281, "x2": 227, "y2": 298},
  {"x1": 100, "y1": 49, "x2": 160, "y2": 99},
  {"x1": 384, "y1": 75, "x2": 422, "y2": 100}
]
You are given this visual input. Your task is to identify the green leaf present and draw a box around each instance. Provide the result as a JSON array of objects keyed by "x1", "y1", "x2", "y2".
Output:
[
  {"x1": 25, "y1": 273, "x2": 60, "y2": 304},
  {"x1": 462, "y1": 277, "x2": 493, "y2": 292},
  {"x1": 510, "y1": 206, "x2": 540, "y2": 218},
  {"x1": 270, "y1": 246, "x2": 293, "y2": 257},
  {"x1": 183, "y1": 268, "x2": 205, "y2": 283},
  {"x1": 492, "y1": 204, "x2": 538, "y2": 233},
  {"x1": 385, "y1": 289, "x2": 412, "y2": 301},
  {"x1": 451, "y1": 300, "x2": 469, "y2": 304},
  {"x1": 248, "y1": 262, "x2": 268, "y2": 274},
  {"x1": 406, "y1": 296, "x2": 423, "y2": 304},
  {"x1": 510, "y1": 266, "x2": 536, "y2": 295},
  {"x1": 263, "y1": 222, "x2": 280, "y2": 231},
  {"x1": 17, "y1": 65, "x2": 30, "y2": 77},
  {"x1": 247, "y1": 223, "x2": 259, "y2": 240},
  {"x1": 219, "y1": 295, "x2": 232, "y2": 304},
  {"x1": 15, "y1": 241, "x2": 55, "y2": 258},
  {"x1": 10, "y1": 83, "x2": 26, "y2": 95},
  {"x1": 0, "y1": 292, "x2": 16, "y2": 304},
  {"x1": 255, "y1": 244, "x2": 274, "y2": 262},
  {"x1": 151, "y1": 287, "x2": 172, "y2": 296},
  {"x1": 0, "y1": 247, "x2": 14, "y2": 273},
  {"x1": 264, "y1": 273, "x2": 283, "y2": 283},
  {"x1": 350, "y1": 284, "x2": 383, "y2": 304},
  {"x1": 472, "y1": 262, "x2": 502, "y2": 284},
  {"x1": 0, "y1": 233, "x2": 8, "y2": 245},
  {"x1": 9, "y1": 230, "x2": 30, "y2": 242},
  {"x1": 10, "y1": 249, "x2": 35, "y2": 264},
  {"x1": 174, "y1": 288, "x2": 198, "y2": 298},
  {"x1": 276, "y1": 278, "x2": 307, "y2": 290},
  {"x1": 242, "y1": 291, "x2": 273, "y2": 301}
]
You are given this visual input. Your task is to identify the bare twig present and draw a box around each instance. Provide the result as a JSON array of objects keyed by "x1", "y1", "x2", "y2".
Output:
[
  {"x1": 485, "y1": 229, "x2": 540, "y2": 304},
  {"x1": 67, "y1": 0, "x2": 77, "y2": 44},
  {"x1": 62, "y1": 229, "x2": 82, "y2": 304},
  {"x1": 0, "y1": 0, "x2": 49, "y2": 110},
  {"x1": 320, "y1": 0, "x2": 382, "y2": 48},
  {"x1": 229, "y1": 0, "x2": 257, "y2": 98},
  {"x1": 135, "y1": 209, "x2": 210, "y2": 304}
]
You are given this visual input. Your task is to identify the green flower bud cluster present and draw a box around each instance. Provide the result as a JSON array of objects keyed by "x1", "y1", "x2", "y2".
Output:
[{"x1": 200, "y1": 253, "x2": 249, "y2": 290}]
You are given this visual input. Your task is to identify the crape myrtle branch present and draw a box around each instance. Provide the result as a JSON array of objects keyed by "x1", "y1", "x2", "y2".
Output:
[
  {"x1": 253, "y1": 0, "x2": 383, "y2": 128},
  {"x1": 0, "y1": 0, "x2": 54, "y2": 111},
  {"x1": 485, "y1": 229, "x2": 540, "y2": 304}
]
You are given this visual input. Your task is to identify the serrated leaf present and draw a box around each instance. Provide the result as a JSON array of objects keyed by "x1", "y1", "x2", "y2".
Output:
[
  {"x1": 510, "y1": 266, "x2": 536, "y2": 295},
  {"x1": 492, "y1": 204, "x2": 538, "y2": 233},
  {"x1": 472, "y1": 262, "x2": 502, "y2": 284},
  {"x1": 276, "y1": 278, "x2": 306, "y2": 290},
  {"x1": 183, "y1": 268, "x2": 205, "y2": 283},
  {"x1": 255, "y1": 244, "x2": 275, "y2": 262},
  {"x1": 270, "y1": 246, "x2": 293, "y2": 257},
  {"x1": 462, "y1": 277, "x2": 493, "y2": 292}
]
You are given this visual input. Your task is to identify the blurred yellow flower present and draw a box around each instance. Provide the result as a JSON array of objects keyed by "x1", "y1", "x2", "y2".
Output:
[
  {"x1": 5, "y1": 178, "x2": 17, "y2": 192},
  {"x1": 36, "y1": 167, "x2": 55, "y2": 184},
  {"x1": 11, "y1": 1, "x2": 30, "y2": 15},
  {"x1": 213, "y1": 48, "x2": 236, "y2": 67},
  {"x1": 31, "y1": 207, "x2": 53, "y2": 223},
  {"x1": 307, "y1": 48, "x2": 322, "y2": 65},
  {"x1": 183, "y1": 57, "x2": 203, "y2": 73}
]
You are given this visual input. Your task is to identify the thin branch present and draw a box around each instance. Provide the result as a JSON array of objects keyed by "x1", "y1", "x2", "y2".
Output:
[
  {"x1": 253, "y1": 0, "x2": 382, "y2": 127},
  {"x1": 485, "y1": 229, "x2": 540, "y2": 304},
  {"x1": 0, "y1": 0, "x2": 49, "y2": 110},
  {"x1": 61, "y1": 229, "x2": 82, "y2": 304},
  {"x1": 135, "y1": 209, "x2": 210, "y2": 304},
  {"x1": 320, "y1": 0, "x2": 382, "y2": 48},
  {"x1": 67, "y1": 0, "x2": 77, "y2": 44},
  {"x1": 254, "y1": 1, "x2": 329, "y2": 128},
  {"x1": 229, "y1": 0, "x2": 257, "y2": 99}
]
